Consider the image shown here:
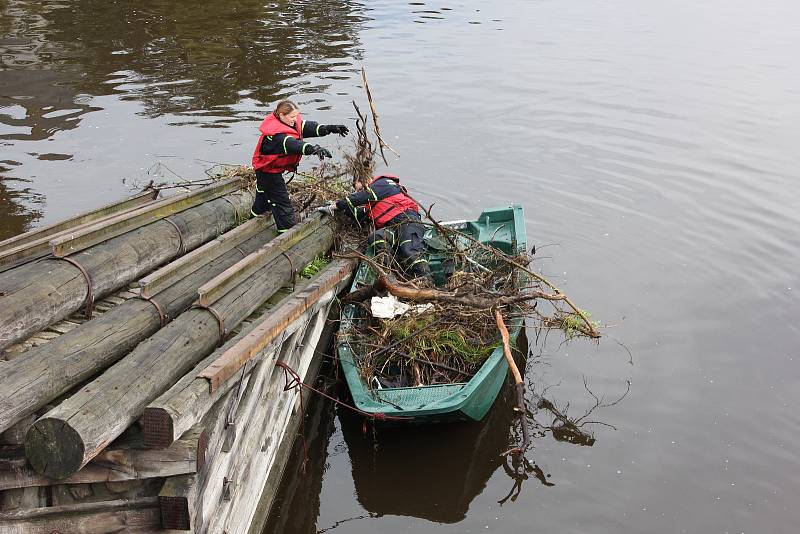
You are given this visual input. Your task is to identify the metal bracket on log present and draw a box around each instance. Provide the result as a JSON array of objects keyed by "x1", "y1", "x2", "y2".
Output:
[
  {"x1": 196, "y1": 213, "x2": 324, "y2": 307},
  {"x1": 198, "y1": 258, "x2": 357, "y2": 393},
  {"x1": 49, "y1": 177, "x2": 246, "y2": 258},
  {"x1": 137, "y1": 217, "x2": 275, "y2": 298}
]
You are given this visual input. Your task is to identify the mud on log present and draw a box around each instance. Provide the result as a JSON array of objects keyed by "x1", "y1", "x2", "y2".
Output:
[
  {"x1": 0, "y1": 188, "x2": 253, "y2": 352},
  {"x1": 0, "y1": 224, "x2": 274, "y2": 435},
  {"x1": 24, "y1": 222, "x2": 334, "y2": 480}
]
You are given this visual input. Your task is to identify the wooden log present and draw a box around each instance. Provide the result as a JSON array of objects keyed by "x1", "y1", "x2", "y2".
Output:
[
  {"x1": 199, "y1": 258, "x2": 356, "y2": 391},
  {"x1": 197, "y1": 212, "x2": 324, "y2": 306},
  {"x1": 0, "y1": 497, "x2": 161, "y2": 533},
  {"x1": 138, "y1": 216, "x2": 272, "y2": 298},
  {"x1": 0, "y1": 189, "x2": 253, "y2": 352},
  {"x1": 0, "y1": 230, "x2": 272, "y2": 435},
  {"x1": 0, "y1": 427, "x2": 204, "y2": 491},
  {"x1": 49, "y1": 177, "x2": 245, "y2": 257},
  {"x1": 140, "y1": 277, "x2": 316, "y2": 449},
  {"x1": 0, "y1": 190, "x2": 159, "y2": 270},
  {"x1": 25, "y1": 225, "x2": 333, "y2": 480}
]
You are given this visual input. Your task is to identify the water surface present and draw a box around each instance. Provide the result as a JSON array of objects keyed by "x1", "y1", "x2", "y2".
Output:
[{"x1": 2, "y1": 1, "x2": 799, "y2": 532}]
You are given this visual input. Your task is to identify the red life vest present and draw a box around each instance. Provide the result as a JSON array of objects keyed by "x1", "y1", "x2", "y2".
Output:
[
  {"x1": 251, "y1": 112, "x2": 304, "y2": 173},
  {"x1": 363, "y1": 175, "x2": 420, "y2": 229}
]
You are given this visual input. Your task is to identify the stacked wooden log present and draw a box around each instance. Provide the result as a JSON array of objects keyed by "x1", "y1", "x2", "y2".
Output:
[{"x1": 0, "y1": 184, "x2": 356, "y2": 533}]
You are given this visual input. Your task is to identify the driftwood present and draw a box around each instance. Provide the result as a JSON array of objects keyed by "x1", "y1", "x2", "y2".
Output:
[{"x1": 495, "y1": 309, "x2": 530, "y2": 456}]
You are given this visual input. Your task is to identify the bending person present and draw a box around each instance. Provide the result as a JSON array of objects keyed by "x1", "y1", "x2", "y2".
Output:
[
  {"x1": 320, "y1": 174, "x2": 432, "y2": 280},
  {"x1": 251, "y1": 99, "x2": 348, "y2": 232}
]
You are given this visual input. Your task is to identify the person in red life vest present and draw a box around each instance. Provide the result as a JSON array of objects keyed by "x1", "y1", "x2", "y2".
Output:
[
  {"x1": 318, "y1": 174, "x2": 432, "y2": 280},
  {"x1": 251, "y1": 99, "x2": 349, "y2": 232}
]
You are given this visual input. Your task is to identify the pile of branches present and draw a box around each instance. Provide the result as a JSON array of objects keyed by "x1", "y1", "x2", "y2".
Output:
[
  {"x1": 339, "y1": 224, "x2": 600, "y2": 390},
  {"x1": 345, "y1": 250, "x2": 522, "y2": 388}
]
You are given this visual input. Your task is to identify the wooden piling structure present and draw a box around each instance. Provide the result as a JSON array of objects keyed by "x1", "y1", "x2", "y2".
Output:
[{"x1": 0, "y1": 186, "x2": 355, "y2": 532}]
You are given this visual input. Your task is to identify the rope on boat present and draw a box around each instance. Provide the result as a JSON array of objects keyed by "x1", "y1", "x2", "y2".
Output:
[{"x1": 275, "y1": 360, "x2": 413, "y2": 472}]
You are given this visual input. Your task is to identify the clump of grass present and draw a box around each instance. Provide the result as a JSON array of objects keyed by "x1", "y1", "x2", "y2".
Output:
[
  {"x1": 561, "y1": 309, "x2": 600, "y2": 339},
  {"x1": 300, "y1": 256, "x2": 330, "y2": 279}
]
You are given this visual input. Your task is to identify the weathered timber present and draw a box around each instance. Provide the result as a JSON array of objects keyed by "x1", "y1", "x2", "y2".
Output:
[
  {"x1": 197, "y1": 212, "x2": 323, "y2": 306},
  {"x1": 194, "y1": 335, "x2": 291, "y2": 532},
  {"x1": 157, "y1": 373, "x2": 248, "y2": 530},
  {"x1": 246, "y1": 306, "x2": 338, "y2": 534},
  {"x1": 0, "y1": 190, "x2": 159, "y2": 270},
  {"x1": 25, "y1": 224, "x2": 333, "y2": 480},
  {"x1": 206, "y1": 304, "x2": 330, "y2": 534},
  {"x1": 0, "y1": 497, "x2": 161, "y2": 533},
  {"x1": 199, "y1": 258, "x2": 357, "y2": 391},
  {"x1": 0, "y1": 230, "x2": 272, "y2": 435},
  {"x1": 0, "y1": 427, "x2": 204, "y2": 491},
  {"x1": 0, "y1": 189, "x2": 253, "y2": 352},
  {"x1": 159, "y1": 474, "x2": 200, "y2": 530},
  {"x1": 141, "y1": 278, "x2": 319, "y2": 448},
  {"x1": 138, "y1": 216, "x2": 271, "y2": 298},
  {"x1": 0, "y1": 415, "x2": 36, "y2": 446},
  {"x1": 49, "y1": 177, "x2": 245, "y2": 257}
]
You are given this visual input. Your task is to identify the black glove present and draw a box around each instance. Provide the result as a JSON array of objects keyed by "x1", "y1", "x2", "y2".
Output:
[
  {"x1": 311, "y1": 145, "x2": 333, "y2": 159},
  {"x1": 327, "y1": 124, "x2": 349, "y2": 137}
]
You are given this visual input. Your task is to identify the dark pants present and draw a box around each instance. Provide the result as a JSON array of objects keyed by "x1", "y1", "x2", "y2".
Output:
[
  {"x1": 252, "y1": 170, "x2": 295, "y2": 232},
  {"x1": 368, "y1": 219, "x2": 431, "y2": 280}
]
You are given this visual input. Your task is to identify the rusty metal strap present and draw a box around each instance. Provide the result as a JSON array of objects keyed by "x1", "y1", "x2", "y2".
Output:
[
  {"x1": 162, "y1": 217, "x2": 186, "y2": 256},
  {"x1": 193, "y1": 303, "x2": 226, "y2": 347},
  {"x1": 281, "y1": 250, "x2": 297, "y2": 289},
  {"x1": 137, "y1": 294, "x2": 168, "y2": 327},
  {"x1": 57, "y1": 256, "x2": 94, "y2": 319}
]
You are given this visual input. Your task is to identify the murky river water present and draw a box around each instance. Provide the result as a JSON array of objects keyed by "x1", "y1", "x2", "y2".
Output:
[{"x1": 2, "y1": 0, "x2": 800, "y2": 532}]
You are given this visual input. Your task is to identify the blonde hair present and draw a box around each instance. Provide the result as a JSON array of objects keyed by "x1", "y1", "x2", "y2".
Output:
[{"x1": 274, "y1": 100, "x2": 298, "y2": 116}]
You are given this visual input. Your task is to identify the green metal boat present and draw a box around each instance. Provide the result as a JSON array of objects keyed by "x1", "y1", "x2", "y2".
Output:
[{"x1": 336, "y1": 204, "x2": 527, "y2": 423}]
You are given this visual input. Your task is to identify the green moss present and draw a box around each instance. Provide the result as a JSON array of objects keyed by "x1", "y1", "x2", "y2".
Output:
[
  {"x1": 562, "y1": 309, "x2": 600, "y2": 339},
  {"x1": 300, "y1": 256, "x2": 330, "y2": 279}
]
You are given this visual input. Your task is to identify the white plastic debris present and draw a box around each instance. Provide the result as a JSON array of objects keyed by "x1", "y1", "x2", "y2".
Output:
[{"x1": 370, "y1": 294, "x2": 410, "y2": 319}]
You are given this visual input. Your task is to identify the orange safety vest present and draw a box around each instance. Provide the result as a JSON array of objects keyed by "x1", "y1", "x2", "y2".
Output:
[{"x1": 251, "y1": 112, "x2": 304, "y2": 173}]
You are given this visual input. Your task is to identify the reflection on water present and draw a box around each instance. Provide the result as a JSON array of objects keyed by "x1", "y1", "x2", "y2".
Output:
[{"x1": 0, "y1": 0, "x2": 365, "y2": 231}]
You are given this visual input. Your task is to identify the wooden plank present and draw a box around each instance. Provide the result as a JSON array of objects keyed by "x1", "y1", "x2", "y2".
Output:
[
  {"x1": 196, "y1": 213, "x2": 324, "y2": 307},
  {"x1": 246, "y1": 306, "x2": 338, "y2": 534},
  {"x1": 138, "y1": 216, "x2": 274, "y2": 298},
  {"x1": 0, "y1": 428, "x2": 204, "y2": 491},
  {"x1": 198, "y1": 258, "x2": 356, "y2": 392},
  {"x1": 208, "y1": 306, "x2": 330, "y2": 534},
  {"x1": 50, "y1": 177, "x2": 246, "y2": 257},
  {"x1": 0, "y1": 497, "x2": 161, "y2": 533},
  {"x1": 0, "y1": 191, "x2": 160, "y2": 271}
]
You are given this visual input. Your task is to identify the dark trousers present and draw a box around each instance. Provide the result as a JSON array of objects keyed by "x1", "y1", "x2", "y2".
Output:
[
  {"x1": 252, "y1": 170, "x2": 296, "y2": 232},
  {"x1": 368, "y1": 218, "x2": 431, "y2": 280}
]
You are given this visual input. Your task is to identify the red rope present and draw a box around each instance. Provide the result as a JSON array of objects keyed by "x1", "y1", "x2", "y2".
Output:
[{"x1": 275, "y1": 361, "x2": 413, "y2": 423}]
